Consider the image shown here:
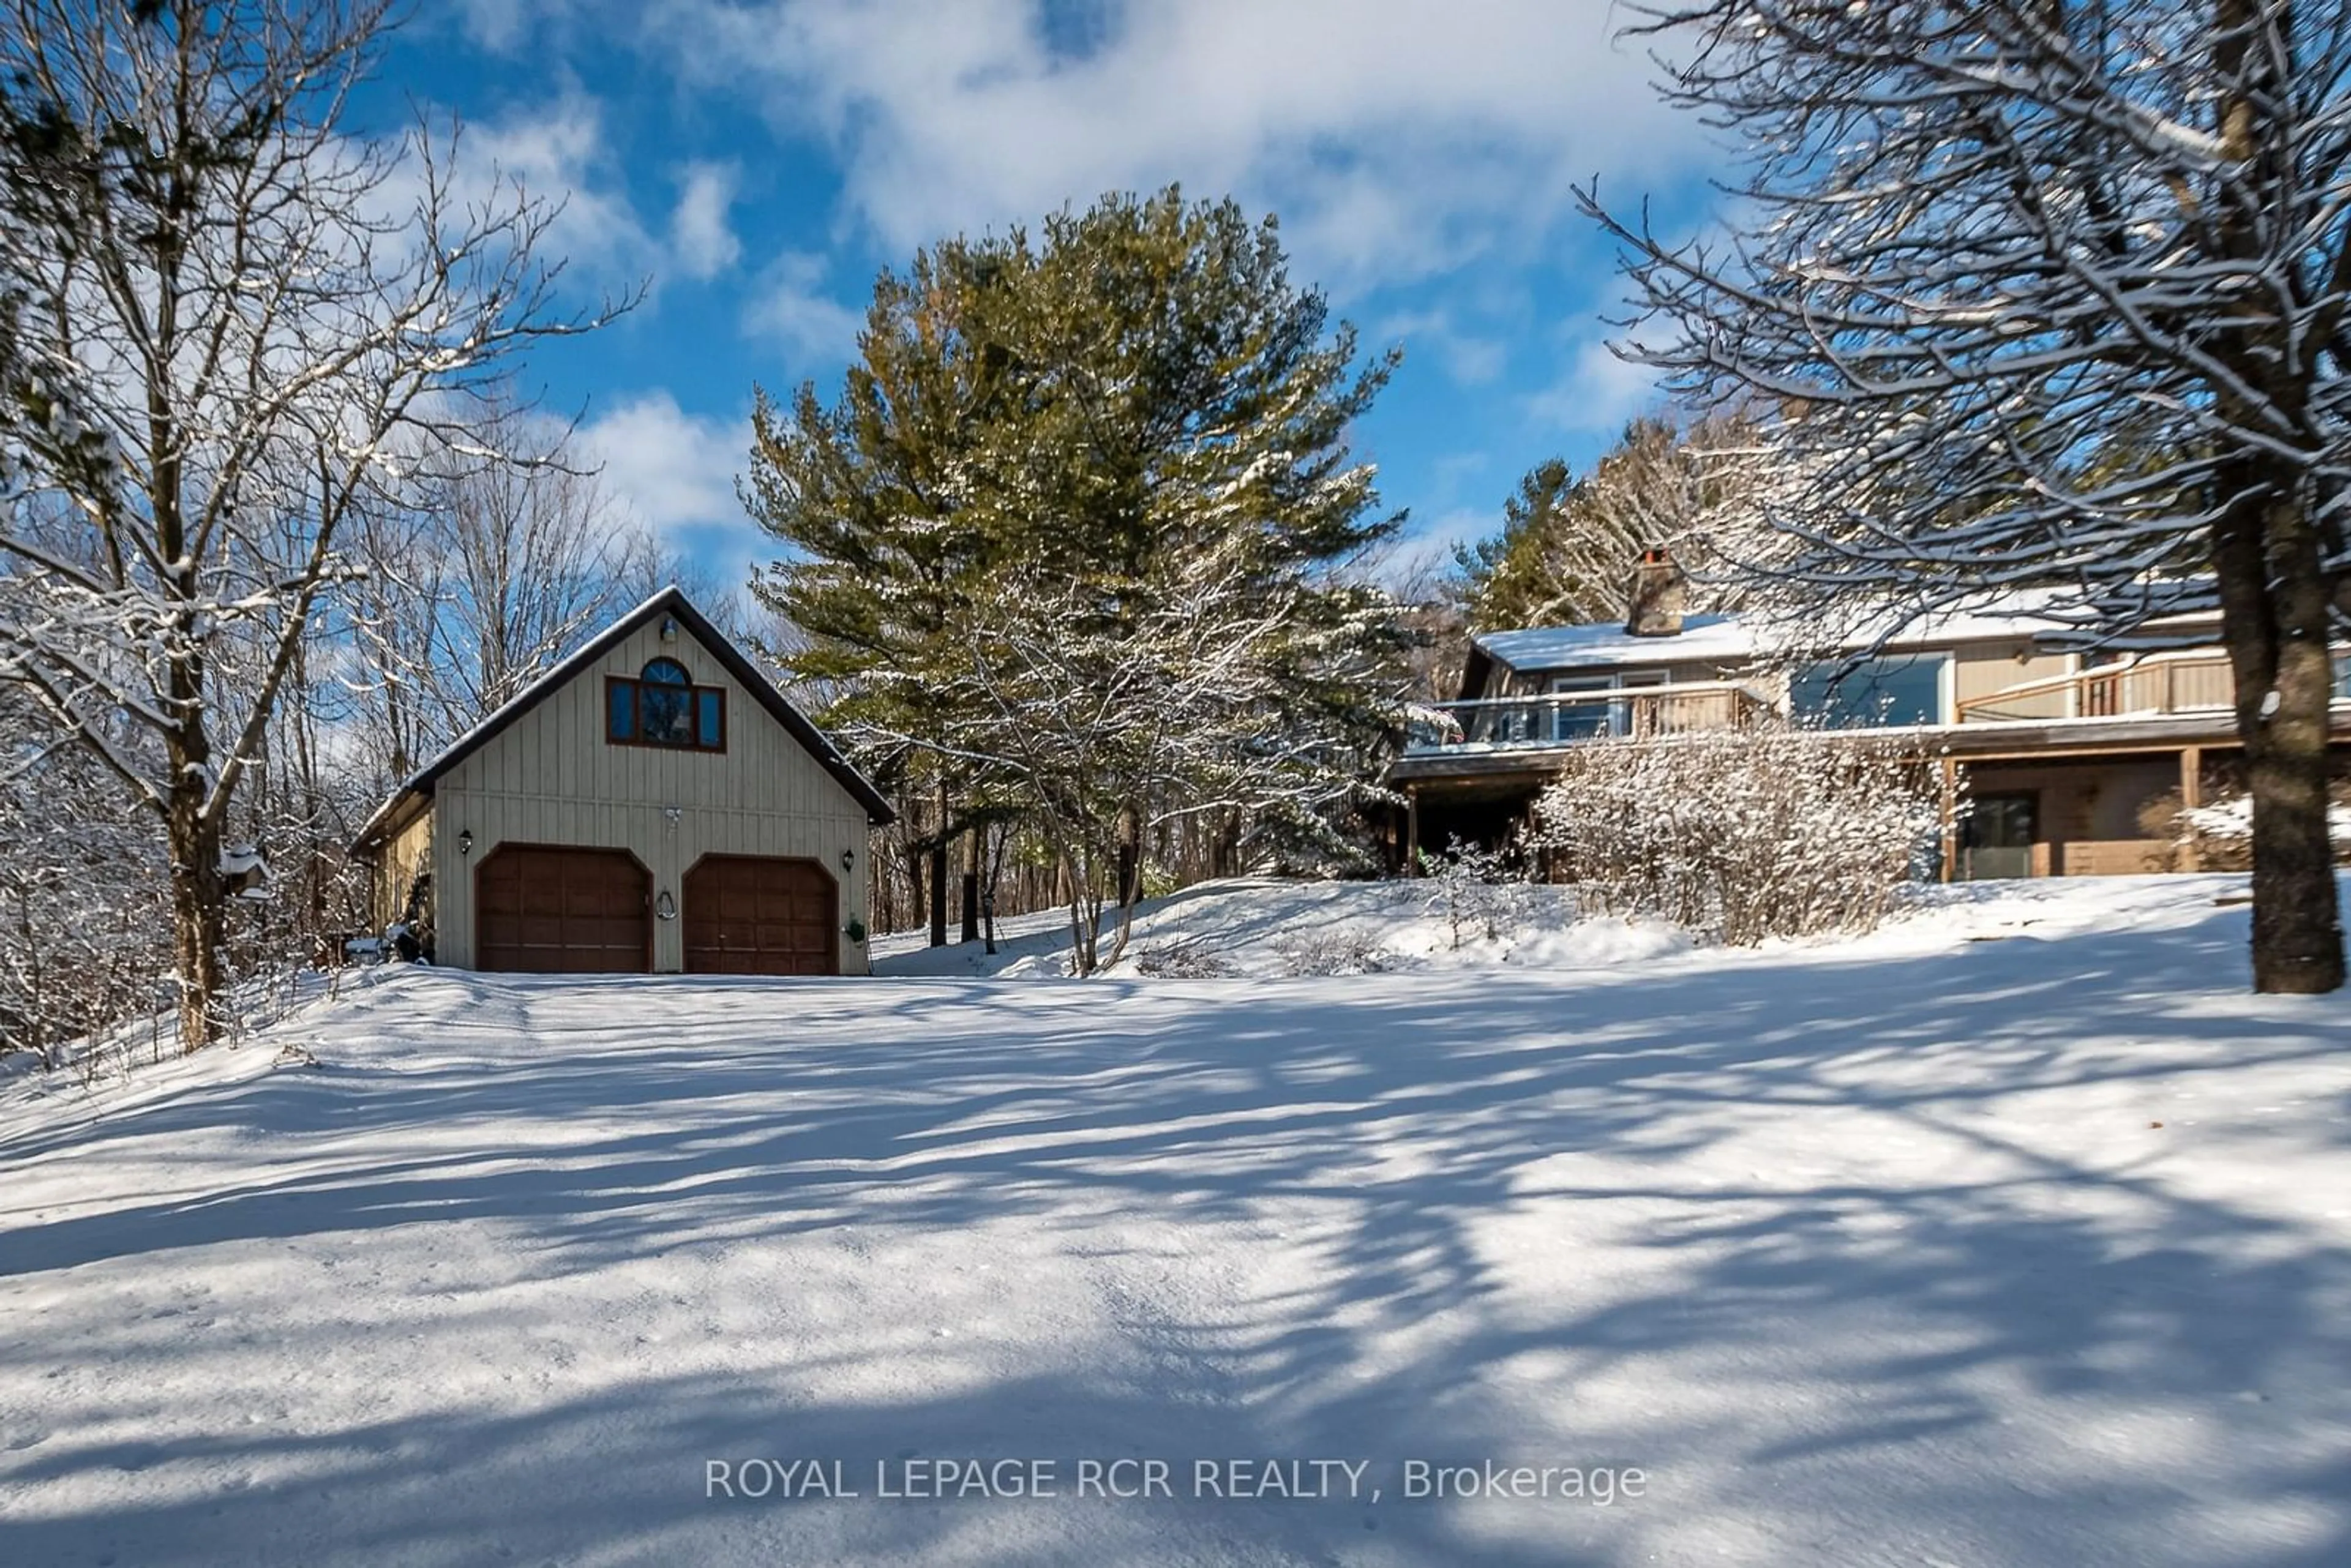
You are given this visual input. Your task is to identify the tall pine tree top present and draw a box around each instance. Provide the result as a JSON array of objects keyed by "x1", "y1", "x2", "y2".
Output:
[{"x1": 743, "y1": 186, "x2": 1406, "y2": 812}]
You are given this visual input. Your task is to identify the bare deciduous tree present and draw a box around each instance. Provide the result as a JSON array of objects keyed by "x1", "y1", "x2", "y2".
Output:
[
  {"x1": 1587, "y1": 0, "x2": 2351, "y2": 992},
  {"x1": 339, "y1": 413, "x2": 661, "y2": 785},
  {"x1": 0, "y1": 0, "x2": 615, "y2": 1046}
]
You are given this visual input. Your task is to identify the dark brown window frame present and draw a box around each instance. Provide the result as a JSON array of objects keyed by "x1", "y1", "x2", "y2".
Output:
[{"x1": 605, "y1": 673, "x2": 729, "y2": 753}]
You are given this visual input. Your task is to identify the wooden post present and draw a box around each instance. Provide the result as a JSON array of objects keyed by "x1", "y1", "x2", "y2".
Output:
[
  {"x1": 2178, "y1": 745, "x2": 2204, "y2": 872},
  {"x1": 1938, "y1": 755, "x2": 1960, "y2": 883},
  {"x1": 1404, "y1": 787, "x2": 1420, "y2": 877}
]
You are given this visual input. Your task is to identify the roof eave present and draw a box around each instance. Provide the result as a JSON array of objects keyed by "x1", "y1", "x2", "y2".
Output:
[{"x1": 345, "y1": 585, "x2": 898, "y2": 848}]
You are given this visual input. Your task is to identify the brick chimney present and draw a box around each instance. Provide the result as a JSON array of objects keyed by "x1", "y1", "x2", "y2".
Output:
[{"x1": 1625, "y1": 548, "x2": 1687, "y2": 637}]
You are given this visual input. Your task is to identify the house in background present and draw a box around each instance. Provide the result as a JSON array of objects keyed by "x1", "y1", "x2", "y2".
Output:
[
  {"x1": 352, "y1": 588, "x2": 894, "y2": 975},
  {"x1": 1396, "y1": 559, "x2": 2351, "y2": 879}
]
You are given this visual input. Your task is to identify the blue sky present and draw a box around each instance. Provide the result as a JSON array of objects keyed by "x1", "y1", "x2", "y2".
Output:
[{"x1": 376, "y1": 0, "x2": 1723, "y2": 587}]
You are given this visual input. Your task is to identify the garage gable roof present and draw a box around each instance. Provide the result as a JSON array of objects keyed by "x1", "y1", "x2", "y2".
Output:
[{"x1": 353, "y1": 587, "x2": 894, "y2": 852}]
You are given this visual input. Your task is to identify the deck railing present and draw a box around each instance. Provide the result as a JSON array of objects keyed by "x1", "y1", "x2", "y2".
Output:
[
  {"x1": 1408, "y1": 645, "x2": 2333, "y2": 757},
  {"x1": 1955, "y1": 651, "x2": 2237, "y2": 723},
  {"x1": 1406, "y1": 682, "x2": 1776, "y2": 752}
]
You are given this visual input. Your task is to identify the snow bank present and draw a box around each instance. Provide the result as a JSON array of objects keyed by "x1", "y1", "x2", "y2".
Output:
[
  {"x1": 874, "y1": 872, "x2": 2251, "y2": 981},
  {"x1": 4, "y1": 875, "x2": 2346, "y2": 1567},
  {"x1": 877, "y1": 879, "x2": 1693, "y2": 979}
]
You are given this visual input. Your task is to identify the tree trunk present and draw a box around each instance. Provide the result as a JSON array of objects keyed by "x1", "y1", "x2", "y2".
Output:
[
  {"x1": 163, "y1": 569, "x2": 231, "y2": 1046},
  {"x1": 167, "y1": 782, "x2": 227, "y2": 1051},
  {"x1": 929, "y1": 777, "x2": 949, "y2": 948},
  {"x1": 928, "y1": 839, "x2": 948, "y2": 948},
  {"x1": 2214, "y1": 480, "x2": 2344, "y2": 994},
  {"x1": 960, "y1": 822, "x2": 980, "y2": 943}
]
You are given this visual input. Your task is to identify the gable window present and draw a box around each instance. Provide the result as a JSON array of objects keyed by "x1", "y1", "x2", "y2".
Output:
[
  {"x1": 606, "y1": 658, "x2": 726, "y2": 751},
  {"x1": 1791, "y1": 653, "x2": 1948, "y2": 729}
]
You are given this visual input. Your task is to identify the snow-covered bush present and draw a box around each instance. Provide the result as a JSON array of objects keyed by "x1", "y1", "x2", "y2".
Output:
[
  {"x1": 1417, "y1": 838, "x2": 1528, "y2": 951},
  {"x1": 1530, "y1": 726, "x2": 1938, "y2": 945},
  {"x1": 0, "y1": 696, "x2": 176, "y2": 1070},
  {"x1": 1130, "y1": 942, "x2": 1239, "y2": 978},
  {"x1": 1273, "y1": 928, "x2": 1393, "y2": 977},
  {"x1": 2145, "y1": 783, "x2": 2351, "y2": 874}
]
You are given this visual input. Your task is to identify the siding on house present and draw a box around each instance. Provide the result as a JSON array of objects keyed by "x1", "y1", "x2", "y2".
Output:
[
  {"x1": 1953, "y1": 642, "x2": 2076, "y2": 717},
  {"x1": 427, "y1": 615, "x2": 873, "y2": 974},
  {"x1": 372, "y1": 809, "x2": 433, "y2": 931}
]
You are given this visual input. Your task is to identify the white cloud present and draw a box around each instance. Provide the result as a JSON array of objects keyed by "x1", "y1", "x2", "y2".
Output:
[
  {"x1": 671, "y1": 162, "x2": 743, "y2": 279},
  {"x1": 1526, "y1": 339, "x2": 1664, "y2": 437},
  {"x1": 451, "y1": 0, "x2": 581, "y2": 53},
  {"x1": 1378, "y1": 307, "x2": 1508, "y2": 386},
  {"x1": 744, "y1": 251, "x2": 866, "y2": 369},
  {"x1": 410, "y1": 96, "x2": 759, "y2": 296},
  {"x1": 650, "y1": 0, "x2": 1705, "y2": 296},
  {"x1": 576, "y1": 391, "x2": 755, "y2": 536},
  {"x1": 1410, "y1": 506, "x2": 1490, "y2": 561},
  {"x1": 450, "y1": 94, "x2": 664, "y2": 285}
]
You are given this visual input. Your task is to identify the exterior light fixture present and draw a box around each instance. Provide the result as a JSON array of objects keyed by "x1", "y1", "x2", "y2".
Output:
[
  {"x1": 659, "y1": 614, "x2": 679, "y2": 642},
  {"x1": 457, "y1": 830, "x2": 473, "y2": 856},
  {"x1": 840, "y1": 846, "x2": 855, "y2": 871},
  {"x1": 656, "y1": 889, "x2": 677, "y2": 921}
]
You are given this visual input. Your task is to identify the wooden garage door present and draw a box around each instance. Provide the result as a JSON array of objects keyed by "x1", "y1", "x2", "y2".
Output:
[
  {"x1": 683, "y1": 855, "x2": 838, "y2": 975},
  {"x1": 474, "y1": 845, "x2": 651, "y2": 973}
]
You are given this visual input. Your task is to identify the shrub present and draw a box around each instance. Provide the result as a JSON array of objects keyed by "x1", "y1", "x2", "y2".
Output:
[
  {"x1": 2142, "y1": 779, "x2": 2351, "y2": 874},
  {"x1": 1273, "y1": 929, "x2": 1393, "y2": 977},
  {"x1": 1416, "y1": 838, "x2": 1528, "y2": 950},
  {"x1": 1129, "y1": 941, "x2": 1239, "y2": 978},
  {"x1": 1529, "y1": 724, "x2": 1940, "y2": 945}
]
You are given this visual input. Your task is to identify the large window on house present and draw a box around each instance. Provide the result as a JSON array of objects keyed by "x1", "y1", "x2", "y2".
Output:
[
  {"x1": 606, "y1": 658, "x2": 726, "y2": 751},
  {"x1": 1791, "y1": 654, "x2": 1948, "y2": 729},
  {"x1": 1549, "y1": 675, "x2": 1616, "y2": 740},
  {"x1": 1549, "y1": 670, "x2": 1668, "y2": 740}
]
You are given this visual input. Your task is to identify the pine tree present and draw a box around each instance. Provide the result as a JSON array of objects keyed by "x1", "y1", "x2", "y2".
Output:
[
  {"x1": 1452, "y1": 416, "x2": 1757, "y2": 632},
  {"x1": 1452, "y1": 459, "x2": 1583, "y2": 631},
  {"x1": 746, "y1": 187, "x2": 1408, "y2": 971}
]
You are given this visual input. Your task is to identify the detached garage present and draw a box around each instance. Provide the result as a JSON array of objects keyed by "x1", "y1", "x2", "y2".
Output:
[{"x1": 351, "y1": 588, "x2": 893, "y2": 975}]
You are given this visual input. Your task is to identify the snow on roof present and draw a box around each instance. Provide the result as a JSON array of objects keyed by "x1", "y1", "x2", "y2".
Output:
[
  {"x1": 1476, "y1": 613, "x2": 1757, "y2": 671},
  {"x1": 1473, "y1": 589, "x2": 2098, "y2": 674}
]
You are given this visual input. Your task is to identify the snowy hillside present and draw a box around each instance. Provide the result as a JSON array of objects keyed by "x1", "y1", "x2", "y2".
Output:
[
  {"x1": 872, "y1": 871, "x2": 2241, "y2": 980},
  {"x1": 4, "y1": 876, "x2": 2349, "y2": 1566},
  {"x1": 872, "y1": 877, "x2": 1691, "y2": 978}
]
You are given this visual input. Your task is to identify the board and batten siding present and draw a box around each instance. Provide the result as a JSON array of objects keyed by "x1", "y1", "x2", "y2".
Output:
[
  {"x1": 372, "y1": 809, "x2": 434, "y2": 931},
  {"x1": 429, "y1": 617, "x2": 872, "y2": 973},
  {"x1": 1952, "y1": 642, "x2": 2077, "y2": 718}
]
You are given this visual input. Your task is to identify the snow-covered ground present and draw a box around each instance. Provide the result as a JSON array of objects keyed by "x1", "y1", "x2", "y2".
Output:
[
  {"x1": 4, "y1": 875, "x2": 2349, "y2": 1566},
  {"x1": 871, "y1": 876, "x2": 1692, "y2": 978}
]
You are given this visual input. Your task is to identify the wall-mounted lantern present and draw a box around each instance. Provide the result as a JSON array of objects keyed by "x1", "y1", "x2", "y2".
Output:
[
  {"x1": 840, "y1": 846, "x2": 855, "y2": 872},
  {"x1": 656, "y1": 889, "x2": 677, "y2": 921},
  {"x1": 457, "y1": 830, "x2": 474, "y2": 856},
  {"x1": 659, "y1": 614, "x2": 680, "y2": 642}
]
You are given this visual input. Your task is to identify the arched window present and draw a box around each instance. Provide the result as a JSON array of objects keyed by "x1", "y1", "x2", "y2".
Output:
[{"x1": 607, "y1": 656, "x2": 726, "y2": 751}]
